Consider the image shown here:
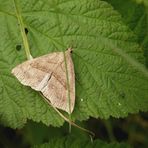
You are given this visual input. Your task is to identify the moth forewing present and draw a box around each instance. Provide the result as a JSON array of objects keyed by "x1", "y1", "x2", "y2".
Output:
[{"x1": 11, "y1": 49, "x2": 75, "y2": 113}]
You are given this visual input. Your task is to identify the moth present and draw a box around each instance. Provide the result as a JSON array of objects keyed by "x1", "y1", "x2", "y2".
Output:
[{"x1": 11, "y1": 48, "x2": 75, "y2": 114}]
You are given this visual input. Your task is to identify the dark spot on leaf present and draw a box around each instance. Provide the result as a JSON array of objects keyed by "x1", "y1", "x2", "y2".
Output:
[
  {"x1": 119, "y1": 92, "x2": 125, "y2": 98},
  {"x1": 24, "y1": 28, "x2": 28, "y2": 35},
  {"x1": 16, "y1": 45, "x2": 22, "y2": 51}
]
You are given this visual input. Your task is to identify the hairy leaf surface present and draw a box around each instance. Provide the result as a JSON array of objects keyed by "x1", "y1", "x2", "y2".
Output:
[
  {"x1": 0, "y1": 0, "x2": 148, "y2": 128},
  {"x1": 105, "y1": 0, "x2": 148, "y2": 66}
]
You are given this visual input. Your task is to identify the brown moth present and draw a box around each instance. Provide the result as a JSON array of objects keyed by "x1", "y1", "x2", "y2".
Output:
[{"x1": 11, "y1": 48, "x2": 75, "y2": 114}]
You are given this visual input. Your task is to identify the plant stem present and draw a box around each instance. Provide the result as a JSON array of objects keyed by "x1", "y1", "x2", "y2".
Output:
[
  {"x1": 13, "y1": 0, "x2": 32, "y2": 60},
  {"x1": 63, "y1": 50, "x2": 72, "y2": 133},
  {"x1": 103, "y1": 120, "x2": 116, "y2": 142},
  {"x1": 52, "y1": 5, "x2": 72, "y2": 132}
]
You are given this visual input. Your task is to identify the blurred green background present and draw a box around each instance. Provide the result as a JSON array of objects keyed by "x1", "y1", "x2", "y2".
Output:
[{"x1": 0, "y1": 112, "x2": 148, "y2": 148}]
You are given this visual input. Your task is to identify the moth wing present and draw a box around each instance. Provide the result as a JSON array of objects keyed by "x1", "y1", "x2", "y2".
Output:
[
  {"x1": 41, "y1": 50, "x2": 75, "y2": 113},
  {"x1": 11, "y1": 52, "x2": 62, "y2": 91},
  {"x1": 12, "y1": 50, "x2": 75, "y2": 113}
]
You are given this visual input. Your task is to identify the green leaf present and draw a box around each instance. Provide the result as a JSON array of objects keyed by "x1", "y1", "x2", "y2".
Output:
[
  {"x1": 104, "y1": 0, "x2": 148, "y2": 67},
  {"x1": 33, "y1": 136, "x2": 130, "y2": 148},
  {"x1": 133, "y1": 0, "x2": 148, "y2": 6},
  {"x1": 0, "y1": 0, "x2": 148, "y2": 128}
]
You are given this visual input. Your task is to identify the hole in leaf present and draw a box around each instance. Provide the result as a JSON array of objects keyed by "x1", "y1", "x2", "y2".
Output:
[
  {"x1": 16, "y1": 44, "x2": 22, "y2": 51},
  {"x1": 24, "y1": 28, "x2": 28, "y2": 35}
]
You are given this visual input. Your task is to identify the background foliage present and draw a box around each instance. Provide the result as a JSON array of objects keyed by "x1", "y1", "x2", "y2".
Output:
[{"x1": 0, "y1": 0, "x2": 148, "y2": 147}]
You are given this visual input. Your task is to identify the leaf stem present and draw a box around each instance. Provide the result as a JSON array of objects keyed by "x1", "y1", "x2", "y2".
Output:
[{"x1": 13, "y1": 0, "x2": 32, "y2": 60}]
